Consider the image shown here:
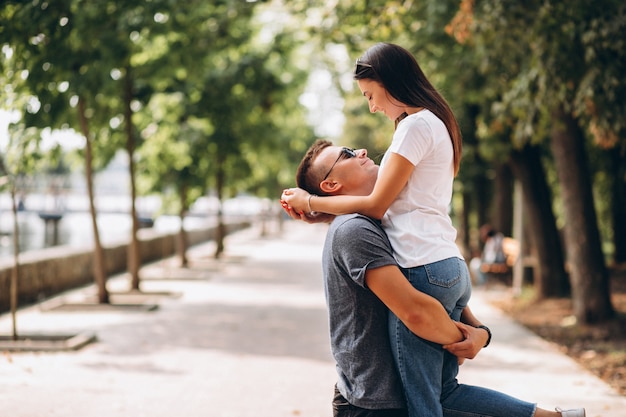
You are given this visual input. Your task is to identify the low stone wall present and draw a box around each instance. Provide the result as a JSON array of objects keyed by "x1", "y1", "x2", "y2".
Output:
[{"x1": 0, "y1": 221, "x2": 250, "y2": 313}]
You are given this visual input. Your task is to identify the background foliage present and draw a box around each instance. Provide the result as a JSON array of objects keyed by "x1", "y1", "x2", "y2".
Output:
[{"x1": 1, "y1": 0, "x2": 625, "y2": 324}]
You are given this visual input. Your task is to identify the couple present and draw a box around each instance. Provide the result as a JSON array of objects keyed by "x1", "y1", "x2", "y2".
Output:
[{"x1": 281, "y1": 140, "x2": 584, "y2": 417}]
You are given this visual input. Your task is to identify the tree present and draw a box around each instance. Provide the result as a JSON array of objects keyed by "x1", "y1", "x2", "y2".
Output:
[
  {"x1": 0, "y1": 142, "x2": 26, "y2": 340},
  {"x1": 466, "y1": 0, "x2": 624, "y2": 322},
  {"x1": 295, "y1": 0, "x2": 622, "y2": 324},
  {"x1": 0, "y1": 115, "x2": 65, "y2": 338},
  {"x1": 0, "y1": 0, "x2": 132, "y2": 303},
  {"x1": 509, "y1": 143, "x2": 568, "y2": 297},
  {"x1": 130, "y1": 0, "x2": 314, "y2": 261}
]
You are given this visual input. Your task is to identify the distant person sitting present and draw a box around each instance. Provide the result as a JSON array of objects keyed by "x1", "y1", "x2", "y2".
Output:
[{"x1": 469, "y1": 224, "x2": 508, "y2": 286}]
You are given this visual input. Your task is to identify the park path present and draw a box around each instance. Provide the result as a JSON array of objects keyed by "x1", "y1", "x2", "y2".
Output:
[{"x1": 1, "y1": 220, "x2": 624, "y2": 417}]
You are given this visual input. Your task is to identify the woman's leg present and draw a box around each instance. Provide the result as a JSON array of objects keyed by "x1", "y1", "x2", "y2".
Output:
[
  {"x1": 389, "y1": 312, "x2": 445, "y2": 417},
  {"x1": 406, "y1": 257, "x2": 472, "y2": 321},
  {"x1": 440, "y1": 379, "x2": 536, "y2": 417},
  {"x1": 389, "y1": 258, "x2": 472, "y2": 417}
]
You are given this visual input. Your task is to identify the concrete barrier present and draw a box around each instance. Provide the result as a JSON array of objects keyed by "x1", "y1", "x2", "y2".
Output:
[{"x1": 0, "y1": 220, "x2": 251, "y2": 313}]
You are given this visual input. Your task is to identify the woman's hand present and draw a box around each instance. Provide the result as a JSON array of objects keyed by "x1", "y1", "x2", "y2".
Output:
[
  {"x1": 280, "y1": 187, "x2": 311, "y2": 214},
  {"x1": 280, "y1": 199, "x2": 334, "y2": 224}
]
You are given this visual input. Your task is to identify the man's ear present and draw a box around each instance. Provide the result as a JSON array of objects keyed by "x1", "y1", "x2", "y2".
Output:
[{"x1": 319, "y1": 179, "x2": 342, "y2": 195}]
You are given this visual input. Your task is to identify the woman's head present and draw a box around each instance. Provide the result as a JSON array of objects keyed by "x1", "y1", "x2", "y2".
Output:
[
  {"x1": 354, "y1": 43, "x2": 463, "y2": 176},
  {"x1": 355, "y1": 43, "x2": 433, "y2": 110}
]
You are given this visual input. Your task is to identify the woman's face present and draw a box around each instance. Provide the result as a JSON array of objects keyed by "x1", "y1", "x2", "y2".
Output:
[{"x1": 357, "y1": 78, "x2": 405, "y2": 121}]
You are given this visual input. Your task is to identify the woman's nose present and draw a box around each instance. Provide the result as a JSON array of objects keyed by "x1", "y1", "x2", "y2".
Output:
[{"x1": 356, "y1": 148, "x2": 367, "y2": 158}]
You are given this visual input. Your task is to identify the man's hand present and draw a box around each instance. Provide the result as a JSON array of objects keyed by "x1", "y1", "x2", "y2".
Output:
[{"x1": 442, "y1": 321, "x2": 487, "y2": 361}]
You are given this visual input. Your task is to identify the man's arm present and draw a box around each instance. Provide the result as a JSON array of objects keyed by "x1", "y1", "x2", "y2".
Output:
[
  {"x1": 365, "y1": 265, "x2": 464, "y2": 345},
  {"x1": 366, "y1": 264, "x2": 490, "y2": 358},
  {"x1": 443, "y1": 306, "x2": 490, "y2": 359}
]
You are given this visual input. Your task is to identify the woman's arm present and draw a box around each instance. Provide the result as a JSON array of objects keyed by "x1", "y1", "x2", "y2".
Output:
[{"x1": 280, "y1": 200, "x2": 335, "y2": 223}]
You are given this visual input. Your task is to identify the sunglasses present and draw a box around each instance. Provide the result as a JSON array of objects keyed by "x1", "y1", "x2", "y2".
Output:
[{"x1": 322, "y1": 147, "x2": 357, "y2": 181}]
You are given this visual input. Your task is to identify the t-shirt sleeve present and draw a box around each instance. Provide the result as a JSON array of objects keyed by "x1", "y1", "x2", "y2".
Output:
[
  {"x1": 330, "y1": 217, "x2": 398, "y2": 289},
  {"x1": 389, "y1": 115, "x2": 435, "y2": 166}
]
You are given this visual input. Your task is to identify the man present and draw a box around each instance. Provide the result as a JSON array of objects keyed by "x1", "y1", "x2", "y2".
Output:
[
  {"x1": 281, "y1": 140, "x2": 584, "y2": 417},
  {"x1": 282, "y1": 139, "x2": 487, "y2": 415}
]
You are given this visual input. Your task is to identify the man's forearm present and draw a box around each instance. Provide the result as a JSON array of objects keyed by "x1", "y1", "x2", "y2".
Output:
[
  {"x1": 366, "y1": 265, "x2": 464, "y2": 344},
  {"x1": 399, "y1": 295, "x2": 465, "y2": 344}
]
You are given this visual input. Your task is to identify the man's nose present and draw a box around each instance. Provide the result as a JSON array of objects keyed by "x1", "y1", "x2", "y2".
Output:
[{"x1": 356, "y1": 148, "x2": 367, "y2": 158}]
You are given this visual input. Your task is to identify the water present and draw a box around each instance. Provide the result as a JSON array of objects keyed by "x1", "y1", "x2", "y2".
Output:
[
  {"x1": 0, "y1": 192, "x2": 269, "y2": 260},
  {"x1": 0, "y1": 192, "x2": 201, "y2": 259},
  {"x1": 0, "y1": 210, "x2": 131, "y2": 257}
]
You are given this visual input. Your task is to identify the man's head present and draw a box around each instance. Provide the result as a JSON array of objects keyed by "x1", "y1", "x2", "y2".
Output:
[{"x1": 296, "y1": 139, "x2": 379, "y2": 197}]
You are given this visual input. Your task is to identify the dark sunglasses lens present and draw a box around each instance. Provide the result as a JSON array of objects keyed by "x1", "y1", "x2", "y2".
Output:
[{"x1": 343, "y1": 148, "x2": 356, "y2": 158}]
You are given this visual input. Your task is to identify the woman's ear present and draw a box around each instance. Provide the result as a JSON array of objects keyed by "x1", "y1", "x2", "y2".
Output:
[{"x1": 319, "y1": 179, "x2": 342, "y2": 195}]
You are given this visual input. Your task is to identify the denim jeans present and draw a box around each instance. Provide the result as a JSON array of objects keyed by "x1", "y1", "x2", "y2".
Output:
[{"x1": 389, "y1": 257, "x2": 535, "y2": 417}]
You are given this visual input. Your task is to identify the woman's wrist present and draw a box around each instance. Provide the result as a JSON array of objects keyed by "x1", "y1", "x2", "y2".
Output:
[
  {"x1": 307, "y1": 194, "x2": 317, "y2": 214},
  {"x1": 475, "y1": 325, "x2": 492, "y2": 347}
]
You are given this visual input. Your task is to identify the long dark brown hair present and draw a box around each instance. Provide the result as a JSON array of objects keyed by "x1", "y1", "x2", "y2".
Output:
[{"x1": 355, "y1": 43, "x2": 462, "y2": 176}]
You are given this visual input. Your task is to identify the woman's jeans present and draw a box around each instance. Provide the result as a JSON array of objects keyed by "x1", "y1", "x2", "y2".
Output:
[{"x1": 388, "y1": 257, "x2": 535, "y2": 417}]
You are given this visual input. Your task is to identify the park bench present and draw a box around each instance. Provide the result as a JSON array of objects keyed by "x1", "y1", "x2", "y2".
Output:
[{"x1": 481, "y1": 237, "x2": 520, "y2": 283}]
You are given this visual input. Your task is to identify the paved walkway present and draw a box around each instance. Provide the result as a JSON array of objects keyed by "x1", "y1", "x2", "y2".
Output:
[{"x1": 1, "y1": 220, "x2": 625, "y2": 417}]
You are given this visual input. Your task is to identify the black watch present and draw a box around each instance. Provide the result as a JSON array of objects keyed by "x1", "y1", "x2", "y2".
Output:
[{"x1": 475, "y1": 325, "x2": 492, "y2": 347}]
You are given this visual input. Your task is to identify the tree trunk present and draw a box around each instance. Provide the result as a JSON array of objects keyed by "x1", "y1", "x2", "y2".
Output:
[
  {"x1": 550, "y1": 106, "x2": 614, "y2": 323},
  {"x1": 464, "y1": 152, "x2": 490, "y2": 256},
  {"x1": 9, "y1": 183, "x2": 20, "y2": 340},
  {"x1": 510, "y1": 143, "x2": 568, "y2": 298},
  {"x1": 460, "y1": 190, "x2": 471, "y2": 259},
  {"x1": 178, "y1": 183, "x2": 189, "y2": 267},
  {"x1": 608, "y1": 146, "x2": 626, "y2": 264},
  {"x1": 78, "y1": 97, "x2": 109, "y2": 304},
  {"x1": 214, "y1": 159, "x2": 225, "y2": 259},
  {"x1": 124, "y1": 67, "x2": 141, "y2": 291},
  {"x1": 474, "y1": 166, "x2": 490, "y2": 233},
  {"x1": 492, "y1": 162, "x2": 514, "y2": 237},
  {"x1": 0, "y1": 156, "x2": 20, "y2": 339}
]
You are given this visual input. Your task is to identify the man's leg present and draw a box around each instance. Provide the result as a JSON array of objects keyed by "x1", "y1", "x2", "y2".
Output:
[{"x1": 333, "y1": 386, "x2": 407, "y2": 417}]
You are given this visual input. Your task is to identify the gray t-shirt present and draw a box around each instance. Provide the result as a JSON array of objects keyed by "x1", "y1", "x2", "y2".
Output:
[{"x1": 322, "y1": 213, "x2": 406, "y2": 410}]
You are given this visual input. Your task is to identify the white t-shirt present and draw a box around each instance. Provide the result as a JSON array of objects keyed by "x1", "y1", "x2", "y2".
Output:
[{"x1": 380, "y1": 110, "x2": 463, "y2": 268}]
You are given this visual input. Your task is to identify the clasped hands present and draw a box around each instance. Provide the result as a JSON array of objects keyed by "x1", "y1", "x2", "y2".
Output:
[
  {"x1": 444, "y1": 321, "x2": 486, "y2": 365},
  {"x1": 280, "y1": 188, "x2": 334, "y2": 223}
]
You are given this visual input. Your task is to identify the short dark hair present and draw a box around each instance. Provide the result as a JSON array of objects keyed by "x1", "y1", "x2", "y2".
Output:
[
  {"x1": 295, "y1": 139, "x2": 333, "y2": 196},
  {"x1": 355, "y1": 43, "x2": 462, "y2": 176}
]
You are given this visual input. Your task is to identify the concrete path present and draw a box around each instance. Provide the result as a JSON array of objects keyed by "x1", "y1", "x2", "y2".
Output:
[{"x1": 0, "y1": 220, "x2": 624, "y2": 417}]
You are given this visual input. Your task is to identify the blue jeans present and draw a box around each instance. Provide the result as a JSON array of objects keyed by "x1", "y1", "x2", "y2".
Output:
[{"x1": 388, "y1": 257, "x2": 535, "y2": 417}]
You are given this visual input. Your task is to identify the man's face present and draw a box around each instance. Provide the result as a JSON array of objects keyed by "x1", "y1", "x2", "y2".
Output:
[{"x1": 316, "y1": 146, "x2": 379, "y2": 196}]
